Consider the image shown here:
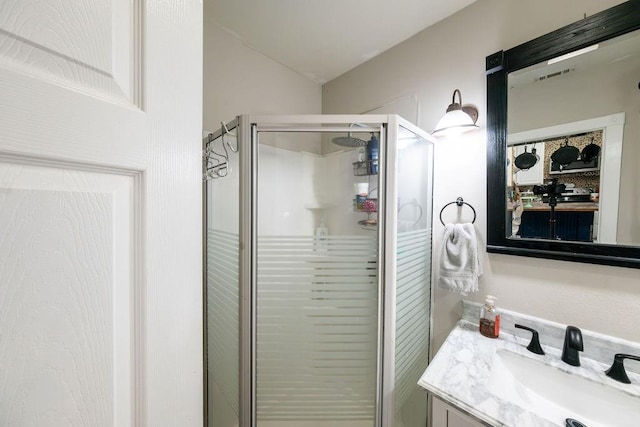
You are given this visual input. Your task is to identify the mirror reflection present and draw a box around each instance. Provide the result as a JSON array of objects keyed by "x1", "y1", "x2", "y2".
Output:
[
  {"x1": 506, "y1": 28, "x2": 640, "y2": 246},
  {"x1": 508, "y1": 131, "x2": 602, "y2": 242}
]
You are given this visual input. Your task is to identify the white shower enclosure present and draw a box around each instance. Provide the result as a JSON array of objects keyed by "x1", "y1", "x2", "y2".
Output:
[{"x1": 204, "y1": 115, "x2": 435, "y2": 427}]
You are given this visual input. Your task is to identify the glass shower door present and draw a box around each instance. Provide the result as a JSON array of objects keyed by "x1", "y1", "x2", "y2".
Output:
[{"x1": 254, "y1": 127, "x2": 380, "y2": 427}]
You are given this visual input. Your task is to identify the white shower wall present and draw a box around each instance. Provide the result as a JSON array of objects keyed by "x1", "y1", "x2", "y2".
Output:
[
  {"x1": 208, "y1": 134, "x2": 428, "y2": 237},
  {"x1": 257, "y1": 144, "x2": 316, "y2": 235},
  {"x1": 256, "y1": 143, "x2": 377, "y2": 236}
]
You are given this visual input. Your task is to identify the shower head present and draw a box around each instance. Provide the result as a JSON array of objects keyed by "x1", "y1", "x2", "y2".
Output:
[
  {"x1": 331, "y1": 123, "x2": 370, "y2": 147},
  {"x1": 331, "y1": 134, "x2": 368, "y2": 147}
]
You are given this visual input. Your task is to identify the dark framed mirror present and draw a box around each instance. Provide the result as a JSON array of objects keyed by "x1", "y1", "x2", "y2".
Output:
[{"x1": 486, "y1": 1, "x2": 640, "y2": 269}]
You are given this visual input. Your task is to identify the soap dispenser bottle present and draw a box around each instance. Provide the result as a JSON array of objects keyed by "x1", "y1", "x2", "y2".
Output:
[
  {"x1": 316, "y1": 218, "x2": 328, "y2": 239},
  {"x1": 479, "y1": 295, "x2": 500, "y2": 338}
]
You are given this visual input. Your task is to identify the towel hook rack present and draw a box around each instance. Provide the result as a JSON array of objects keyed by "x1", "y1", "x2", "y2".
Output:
[{"x1": 439, "y1": 197, "x2": 476, "y2": 225}]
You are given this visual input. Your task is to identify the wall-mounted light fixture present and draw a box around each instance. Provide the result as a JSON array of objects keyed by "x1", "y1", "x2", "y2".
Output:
[
  {"x1": 547, "y1": 44, "x2": 598, "y2": 65},
  {"x1": 432, "y1": 89, "x2": 479, "y2": 138}
]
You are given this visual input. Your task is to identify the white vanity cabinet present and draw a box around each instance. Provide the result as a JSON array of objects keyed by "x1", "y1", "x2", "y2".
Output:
[
  {"x1": 432, "y1": 397, "x2": 486, "y2": 427},
  {"x1": 511, "y1": 144, "x2": 545, "y2": 186}
]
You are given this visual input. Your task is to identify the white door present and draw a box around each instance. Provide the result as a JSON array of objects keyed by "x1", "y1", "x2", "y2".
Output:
[{"x1": 0, "y1": 1, "x2": 202, "y2": 426}]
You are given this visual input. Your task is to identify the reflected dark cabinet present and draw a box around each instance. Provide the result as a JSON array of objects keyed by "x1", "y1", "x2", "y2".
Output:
[{"x1": 518, "y1": 211, "x2": 594, "y2": 242}]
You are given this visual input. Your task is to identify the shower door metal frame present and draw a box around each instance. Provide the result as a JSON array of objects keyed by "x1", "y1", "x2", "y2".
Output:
[
  {"x1": 205, "y1": 114, "x2": 435, "y2": 427},
  {"x1": 238, "y1": 115, "x2": 254, "y2": 427}
]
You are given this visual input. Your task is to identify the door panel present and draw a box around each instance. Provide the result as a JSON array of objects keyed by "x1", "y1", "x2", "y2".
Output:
[
  {"x1": 0, "y1": 0, "x2": 202, "y2": 425},
  {"x1": 0, "y1": 161, "x2": 136, "y2": 426},
  {"x1": 0, "y1": 0, "x2": 141, "y2": 105}
]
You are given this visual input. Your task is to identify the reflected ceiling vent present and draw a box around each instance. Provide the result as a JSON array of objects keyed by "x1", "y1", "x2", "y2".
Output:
[{"x1": 535, "y1": 68, "x2": 575, "y2": 82}]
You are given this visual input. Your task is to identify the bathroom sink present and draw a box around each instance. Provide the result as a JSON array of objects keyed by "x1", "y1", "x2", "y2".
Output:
[{"x1": 487, "y1": 349, "x2": 640, "y2": 427}]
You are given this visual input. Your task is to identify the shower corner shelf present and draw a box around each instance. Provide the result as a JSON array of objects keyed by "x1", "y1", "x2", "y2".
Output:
[
  {"x1": 353, "y1": 160, "x2": 378, "y2": 176},
  {"x1": 353, "y1": 198, "x2": 378, "y2": 213},
  {"x1": 304, "y1": 202, "x2": 335, "y2": 210}
]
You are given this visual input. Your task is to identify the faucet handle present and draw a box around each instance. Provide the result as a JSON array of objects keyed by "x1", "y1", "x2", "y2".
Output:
[
  {"x1": 515, "y1": 324, "x2": 545, "y2": 355},
  {"x1": 605, "y1": 353, "x2": 640, "y2": 384}
]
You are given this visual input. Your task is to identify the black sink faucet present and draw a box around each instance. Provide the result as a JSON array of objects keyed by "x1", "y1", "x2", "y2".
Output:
[
  {"x1": 605, "y1": 354, "x2": 640, "y2": 384},
  {"x1": 515, "y1": 324, "x2": 545, "y2": 355},
  {"x1": 561, "y1": 325, "x2": 583, "y2": 366}
]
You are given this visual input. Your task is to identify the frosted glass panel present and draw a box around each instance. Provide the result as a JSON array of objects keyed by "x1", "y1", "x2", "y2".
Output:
[
  {"x1": 257, "y1": 235, "x2": 378, "y2": 421},
  {"x1": 393, "y1": 127, "x2": 433, "y2": 427},
  {"x1": 207, "y1": 229, "x2": 239, "y2": 414},
  {"x1": 395, "y1": 229, "x2": 430, "y2": 405}
]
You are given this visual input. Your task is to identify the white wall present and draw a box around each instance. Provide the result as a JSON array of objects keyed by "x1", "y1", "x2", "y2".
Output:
[
  {"x1": 322, "y1": 0, "x2": 640, "y2": 354},
  {"x1": 203, "y1": 13, "x2": 321, "y2": 130}
]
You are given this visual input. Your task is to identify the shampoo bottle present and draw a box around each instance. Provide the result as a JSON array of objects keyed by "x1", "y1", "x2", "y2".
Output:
[
  {"x1": 366, "y1": 134, "x2": 379, "y2": 175},
  {"x1": 479, "y1": 295, "x2": 500, "y2": 338}
]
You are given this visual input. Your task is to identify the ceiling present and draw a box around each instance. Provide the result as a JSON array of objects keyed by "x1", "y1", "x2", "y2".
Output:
[{"x1": 207, "y1": 0, "x2": 476, "y2": 84}]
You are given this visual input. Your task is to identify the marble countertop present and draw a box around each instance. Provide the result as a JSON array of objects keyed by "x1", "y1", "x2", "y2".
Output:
[{"x1": 418, "y1": 318, "x2": 640, "y2": 427}]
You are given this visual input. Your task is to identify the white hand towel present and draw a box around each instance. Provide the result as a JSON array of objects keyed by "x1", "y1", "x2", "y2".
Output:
[{"x1": 437, "y1": 223, "x2": 482, "y2": 295}]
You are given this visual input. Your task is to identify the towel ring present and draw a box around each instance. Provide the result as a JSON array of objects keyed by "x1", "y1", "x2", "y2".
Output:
[
  {"x1": 439, "y1": 197, "x2": 476, "y2": 226},
  {"x1": 398, "y1": 198, "x2": 423, "y2": 226}
]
